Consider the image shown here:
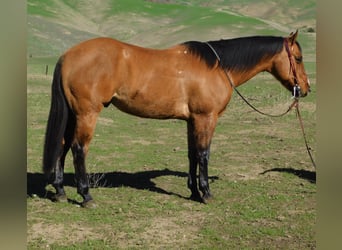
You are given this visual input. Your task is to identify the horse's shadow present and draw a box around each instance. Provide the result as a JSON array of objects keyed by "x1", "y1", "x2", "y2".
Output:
[
  {"x1": 260, "y1": 167, "x2": 316, "y2": 183},
  {"x1": 27, "y1": 167, "x2": 315, "y2": 204},
  {"x1": 27, "y1": 168, "x2": 218, "y2": 202}
]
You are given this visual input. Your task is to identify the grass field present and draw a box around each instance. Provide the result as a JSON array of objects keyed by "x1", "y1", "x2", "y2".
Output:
[{"x1": 27, "y1": 0, "x2": 316, "y2": 249}]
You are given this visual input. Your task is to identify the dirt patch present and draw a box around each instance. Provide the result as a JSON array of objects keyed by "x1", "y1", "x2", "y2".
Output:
[
  {"x1": 28, "y1": 221, "x2": 103, "y2": 247},
  {"x1": 122, "y1": 211, "x2": 203, "y2": 248},
  {"x1": 216, "y1": 160, "x2": 269, "y2": 181}
]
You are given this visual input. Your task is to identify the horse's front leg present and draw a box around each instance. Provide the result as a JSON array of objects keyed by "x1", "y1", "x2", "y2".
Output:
[
  {"x1": 187, "y1": 121, "x2": 201, "y2": 202},
  {"x1": 189, "y1": 113, "x2": 217, "y2": 203},
  {"x1": 198, "y1": 146, "x2": 212, "y2": 203}
]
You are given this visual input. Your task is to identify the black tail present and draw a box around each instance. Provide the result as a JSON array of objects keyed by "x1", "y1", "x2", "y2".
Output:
[{"x1": 42, "y1": 58, "x2": 69, "y2": 177}]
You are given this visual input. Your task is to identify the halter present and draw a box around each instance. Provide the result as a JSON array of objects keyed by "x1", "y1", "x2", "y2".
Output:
[{"x1": 284, "y1": 38, "x2": 301, "y2": 98}]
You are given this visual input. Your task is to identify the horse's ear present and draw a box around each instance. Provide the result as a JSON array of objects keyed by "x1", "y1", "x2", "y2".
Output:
[{"x1": 288, "y1": 30, "x2": 298, "y2": 45}]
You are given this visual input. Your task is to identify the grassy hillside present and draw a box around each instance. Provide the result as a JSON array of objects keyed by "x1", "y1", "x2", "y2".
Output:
[{"x1": 27, "y1": 0, "x2": 315, "y2": 58}]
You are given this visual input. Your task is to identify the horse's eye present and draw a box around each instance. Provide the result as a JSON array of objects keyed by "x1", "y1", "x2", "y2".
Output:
[{"x1": 295, "y1": 56, "x2": 303, "y2": 63}]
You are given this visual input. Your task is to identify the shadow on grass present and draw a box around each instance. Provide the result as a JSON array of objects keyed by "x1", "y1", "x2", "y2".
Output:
[
  {"x1": 260, "y1": 167, "x2": 316, "y2": 183},
  {"x1": 27, "y1": 168, "x2": 219, "y2": 203}
]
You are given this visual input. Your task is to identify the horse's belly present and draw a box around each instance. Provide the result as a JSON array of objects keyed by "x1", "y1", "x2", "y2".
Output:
[{"x1": 111, "y1": 92, "x2": 189, "y2": 120}]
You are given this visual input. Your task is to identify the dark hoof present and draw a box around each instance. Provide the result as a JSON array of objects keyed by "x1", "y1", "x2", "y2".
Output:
[
  {"x1": 190, "y1": 192, "x2": 203, "y2": 203},
  {"x1": 81, "y1": 200, "x2": 97, "y2": 209},
  {"x1": 52, "y1": 193, "x2": 68, "y2": 203},
  {"x1": 202, "y1": 193, "x2": 214, "y2": 204}
]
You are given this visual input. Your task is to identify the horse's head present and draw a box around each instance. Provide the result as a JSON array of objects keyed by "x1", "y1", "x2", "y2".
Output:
[{"x1": 271, "y1": 30, "x2": 311, "y2": 98}]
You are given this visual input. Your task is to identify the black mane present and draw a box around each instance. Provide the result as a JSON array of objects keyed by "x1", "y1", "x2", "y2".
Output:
[{"x1": 183, "y1": 36, "x2": 284, "y2": 71}]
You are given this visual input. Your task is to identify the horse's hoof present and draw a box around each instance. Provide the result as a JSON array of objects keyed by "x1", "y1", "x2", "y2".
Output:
[
  {"x1": 190, "y1": 192, "x2": 202, "y2": 203},
  {"x1": 202, "y1": 194, "x2": 214, "y2": 204},
  {"x1": 52, "y1": 194, "x2": 68, "y2": 203},
  {"x1": 81, "y1": 200, "x2": 97, "y2": 209}
]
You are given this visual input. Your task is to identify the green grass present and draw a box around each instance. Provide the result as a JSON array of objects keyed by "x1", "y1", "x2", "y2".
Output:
[
  {"x1": 27, "y1": 0, "x2": 316, "y2": 249},
  {"x1": 28, "y1": 0, "x2": 57, "y2": 17}
]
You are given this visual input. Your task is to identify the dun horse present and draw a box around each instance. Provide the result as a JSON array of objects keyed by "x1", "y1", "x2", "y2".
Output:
[{"x1": 43, "y1": 31, "x2": 310, "y2": 207}]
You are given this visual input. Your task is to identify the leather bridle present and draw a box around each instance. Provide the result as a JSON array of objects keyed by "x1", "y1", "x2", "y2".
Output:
[{"x1": 284, "y1": 38, "x2": 301, "y2": 98}]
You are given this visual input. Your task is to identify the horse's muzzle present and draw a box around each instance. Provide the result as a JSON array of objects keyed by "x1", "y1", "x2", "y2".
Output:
[{"x1": 293, "y1": 84, "x2": 309, "y2": 98}]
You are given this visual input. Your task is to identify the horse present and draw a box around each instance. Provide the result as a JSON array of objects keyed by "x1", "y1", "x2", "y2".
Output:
[{"x1": 43, "y1": 30, "x2": 310, "y2": 207}]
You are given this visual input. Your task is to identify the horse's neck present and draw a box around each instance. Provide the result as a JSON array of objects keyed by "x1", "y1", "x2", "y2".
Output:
[{"x1": 228, "y1": 61, "x2": 272, "y2": 87}]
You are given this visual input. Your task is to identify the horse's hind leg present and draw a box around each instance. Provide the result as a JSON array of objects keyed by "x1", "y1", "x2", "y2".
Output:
[
  {"x1": 51, "y1": 148, "x2": 68, "y2": 202},
  {"x1": 71, "y1": 112, "x2": 98, "y2": 208},
  {"x1": 52, "y1": 114, "x2": 75, "y2": 202}
]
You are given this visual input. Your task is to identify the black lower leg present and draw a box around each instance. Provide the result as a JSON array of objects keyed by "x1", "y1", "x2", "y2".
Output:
[
  {"x1": 77, "y1": 179, "x2": 92, "y2": 204},
  {"x1": 187, "y1": 121, "x2": 201, "y2": 201},
  {"x1": 51, "y1": 157, "x2": 67, "y2": 202},
  {"x1": 51, "y1": 137, "x2": 73, "y2": 202},
  {"x1": 188, "y1": 161, "x2": 201, "y2": 201},
  {"x1": 198, "y1": 148, "x2": 212, "y2": 202},
  {"x1": 72, "y1": 143, "x2": 93, "y2": 206}
]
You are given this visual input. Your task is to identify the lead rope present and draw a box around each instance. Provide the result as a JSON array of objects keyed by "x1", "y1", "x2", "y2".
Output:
[
  {"x1": 294, "y1": 102, "x2": 317, "y2": 168},
  {"x1": 205, "y1": 41, "x2": 316, "y2": 168}
]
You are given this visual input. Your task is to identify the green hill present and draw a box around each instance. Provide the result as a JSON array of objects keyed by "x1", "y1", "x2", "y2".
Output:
[{"x1": 27, "y1": 0, "x2": 315, "y2": 58}]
